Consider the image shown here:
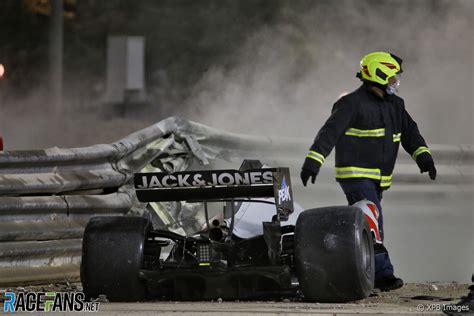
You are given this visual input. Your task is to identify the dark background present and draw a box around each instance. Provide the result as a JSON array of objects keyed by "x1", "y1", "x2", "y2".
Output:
[
  {"x1": 0, "y1": 0, "x2": 472, "y2": 149},
  {"x1": 1, "y1": 0, "x2": 285, "y2": 105}
]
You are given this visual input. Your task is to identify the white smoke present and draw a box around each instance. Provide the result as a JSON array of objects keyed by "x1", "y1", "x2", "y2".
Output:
[{"x1": 181, "y1": 0, "x2": 473, "y2": 144}]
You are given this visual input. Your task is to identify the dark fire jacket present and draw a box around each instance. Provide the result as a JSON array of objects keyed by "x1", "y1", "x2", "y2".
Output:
[{"x1": 302, "y1": 83, "x2": 431, "y2": 189}]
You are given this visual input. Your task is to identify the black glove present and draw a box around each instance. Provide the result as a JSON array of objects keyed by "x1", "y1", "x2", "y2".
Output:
[
  {"x1": 301, "y1": 167, "x2": 319, "y2": 186},
  {"x1": 416, "y1": 152, "x2": 436, "y2": 180}
]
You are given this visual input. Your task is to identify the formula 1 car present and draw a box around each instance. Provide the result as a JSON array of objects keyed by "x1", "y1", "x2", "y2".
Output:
[{"x1": 80, "y1": 161, "x2": 376, "y2": 302}]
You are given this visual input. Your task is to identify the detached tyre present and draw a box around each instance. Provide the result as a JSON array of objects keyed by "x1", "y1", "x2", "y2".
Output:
[
  {"x1": 294, "y1": 206, "x2": 374, "y2": 302},
  {"x1": 80, "y1": 216, "x2": 151, "y2": 301}
]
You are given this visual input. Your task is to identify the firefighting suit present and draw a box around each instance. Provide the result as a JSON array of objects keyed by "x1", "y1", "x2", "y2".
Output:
[{"x1": 301, "y1": 83, "x2": 436, "y2": 281}]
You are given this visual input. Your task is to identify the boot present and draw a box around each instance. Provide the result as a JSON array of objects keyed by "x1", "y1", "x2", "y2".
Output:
[{"x1": 374, "y1": 275, "x2": 404, "y2": 291}]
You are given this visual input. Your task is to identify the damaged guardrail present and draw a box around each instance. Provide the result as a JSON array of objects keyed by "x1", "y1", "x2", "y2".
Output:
[
  {"x1": 0, "y1": 116, "x2": 472, "y2": 286},
  {"x1": 0, "y1": 117, "x2": 201, "y2": 286}
]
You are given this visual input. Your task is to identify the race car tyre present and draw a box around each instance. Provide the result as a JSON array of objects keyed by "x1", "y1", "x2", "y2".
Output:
[
  {"x1": 294, "y1": 206, "x2": 374, "y2": 302},
  {"x1": 80, "y1": 216, "x2": 151, "y2": 301}
]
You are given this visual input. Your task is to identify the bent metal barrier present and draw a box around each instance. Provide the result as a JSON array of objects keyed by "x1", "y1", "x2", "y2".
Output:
[{"x1": 0, "y1": 116, "x2": 472, "y2": 286}]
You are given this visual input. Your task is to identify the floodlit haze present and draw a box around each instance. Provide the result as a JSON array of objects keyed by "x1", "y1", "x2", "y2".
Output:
[
  {"x1": 180, "y1": 0, "x2": 473, "y2": 145},
  {"x1": 0, "y1": 0, "x2": 472, "y2": 149}
]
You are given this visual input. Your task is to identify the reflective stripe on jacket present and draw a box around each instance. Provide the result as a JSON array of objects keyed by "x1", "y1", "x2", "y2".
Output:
[{"x1": 303, "y1": 83, "x2": 431, "y2": 189}]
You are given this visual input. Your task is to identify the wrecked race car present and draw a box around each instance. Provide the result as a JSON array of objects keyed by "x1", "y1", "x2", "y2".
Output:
[{"x1": 80, "y1": 160, "x2": 377, "y2": 303}]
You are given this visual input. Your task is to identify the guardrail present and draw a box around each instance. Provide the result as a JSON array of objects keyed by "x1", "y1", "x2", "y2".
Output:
[
  {"x1": 0, "y1": 117, "x2": 192, "y2": 286},
  {"x1": 0, "y1": 116, "x2": 472, "y2": 286}
]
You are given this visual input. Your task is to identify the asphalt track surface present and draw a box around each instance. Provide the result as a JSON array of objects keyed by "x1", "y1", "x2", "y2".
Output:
[
  {"x1": 97, "y1": 302, "x2": 420, "y2": 315},
  {"x1": 96, "y1": 283, "x2": 469, "y2": 315},
  {"x1": 5, "y1": 282, "x2": 470, "y2": 315}
]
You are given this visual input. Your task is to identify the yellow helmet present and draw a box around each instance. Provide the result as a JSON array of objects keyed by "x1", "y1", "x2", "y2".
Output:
[{"x1": 357, "y1": 52, "x2": 403, "y2": 85}]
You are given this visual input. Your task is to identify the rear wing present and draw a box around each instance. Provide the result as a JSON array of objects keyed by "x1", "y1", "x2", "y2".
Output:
[{"x1": 134, "y1": 168, "x2": 294, "y2": 220}]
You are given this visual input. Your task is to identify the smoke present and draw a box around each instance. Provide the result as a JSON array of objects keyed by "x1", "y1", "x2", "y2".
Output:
[
  {"x1": 172, "y1": 0, "x2": 474, "y2": 283},
  {"x1": 0, "y1": 0, "x2": 471, "y2": 150},
  {"x1": 179, "y1": 0, "x2": 473, "y2": 144}
]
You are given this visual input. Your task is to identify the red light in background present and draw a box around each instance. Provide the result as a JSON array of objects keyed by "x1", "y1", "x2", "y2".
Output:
[{"x1": 0, "y1": 64, "x2": 5, "y2": 78}]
